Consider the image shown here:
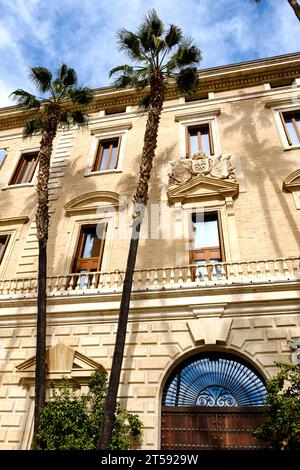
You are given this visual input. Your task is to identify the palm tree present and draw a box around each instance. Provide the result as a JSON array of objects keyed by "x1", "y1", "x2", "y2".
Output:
[
  {"x1": 97, "y1": 9, "x2": 202, "y2": 449},
  {"x1": 11, "y1": 66, "x2": 93, "y2": 446},
  {"x1": 251, "y1": 0, "x2": 300, "y2": 21}
]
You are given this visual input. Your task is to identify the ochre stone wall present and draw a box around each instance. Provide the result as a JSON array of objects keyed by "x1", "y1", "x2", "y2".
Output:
[{"x1": 0, "y1": 314, "x2": 299, "y2": 449}]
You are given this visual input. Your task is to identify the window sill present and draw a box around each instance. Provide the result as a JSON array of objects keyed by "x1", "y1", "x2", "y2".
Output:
[
  {"x1": 1, "y1": 183, "x2": 35, "y2": 190},
  {"x1": 85, "y1": 169, "x2": 123, "y2": 176},
  {"x1": 283, "y1": 144, "x2": 300, "y2": 151}
]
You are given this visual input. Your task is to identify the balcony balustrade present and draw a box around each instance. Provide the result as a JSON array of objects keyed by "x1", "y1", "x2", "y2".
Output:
[{"x1": 0, "y1": 257, "x2": 299, "y2": 298}]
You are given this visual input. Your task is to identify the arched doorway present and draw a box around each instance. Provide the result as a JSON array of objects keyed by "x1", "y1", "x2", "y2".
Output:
[{"x1": 161, "y1": 352, "x2": 267, "y2": 450}]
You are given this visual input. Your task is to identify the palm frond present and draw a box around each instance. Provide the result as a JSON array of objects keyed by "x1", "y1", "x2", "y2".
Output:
[
  {"x1": 137, "y1": 9, "x2": 163, "y2": 52},
  {"x1": 71, "y1": 110, "x2": 88, "y2": 126},
  {"x1": 172, "y1": 39, "x2": 202, "y2": 67},
  {"x1": 116, "y1": 29, "x2": 143, "y2": 61},
  {"x1": 139, "y1": 93, "x2": 151, "y2": 110},
  {"x1": 112, "y1": 74, "x2": 135, "y2": 89},
  {"x1": 109, "y1": 65, "x2": 135, "y2": 78},
  {"x1": 52, "y1": 78, "x2": 64, "y2": 96},
  {"x1": 62, "y1": 67, "x2": 77, "y2": 87},
  {"x1": 68, "y1": 87, "x2": 93, "y2": 105},
  {"x1": 58, "y1": 64, "x2": 69, "y2": 81},
  {"x1": 165, "y1": 24, "x2": 182, "y2": 48},
  {"x1": 59, "y1": 110, "x2": 71, "y2": 125},
  {"x1": 10, "y1": 89, "x2": 41, "y2": 109},
  {"x1": 29, "y1": 67, "x2": 52, "y2": 93},
  {"x1": 141, "y1": 9, "x2": 164, "y2": 37},
  {"x1": 23, "y1": 118, "x2": 43, "y2": 137},
  {"x1": 153, "y1": 36, "x2": 166, "y2": 54},
  {"x1": 175, "y1": 67, "x2": 199, "y2": 94}
]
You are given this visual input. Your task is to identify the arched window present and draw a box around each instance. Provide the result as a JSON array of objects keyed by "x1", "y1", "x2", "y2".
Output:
[{"x1": 162, "y1": 353, "x2": 266, "y2": 407}]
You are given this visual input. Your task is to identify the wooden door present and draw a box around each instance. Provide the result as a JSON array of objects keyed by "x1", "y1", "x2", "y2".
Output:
[{"x1": 161, "y1": 407, "x2": 267, "y2": 450}]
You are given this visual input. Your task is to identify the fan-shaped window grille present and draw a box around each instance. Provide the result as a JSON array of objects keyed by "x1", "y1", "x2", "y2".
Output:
[{"x1": 163, "y1": 353, "x2": 266, "y2": 407}]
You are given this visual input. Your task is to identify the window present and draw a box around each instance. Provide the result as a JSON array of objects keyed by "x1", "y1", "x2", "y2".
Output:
[
  {"x1": 280, "y1": 111, "x2": 300, "y2": 146},
  {"x1": 72, "y1": 223, "x2": 107, "y2": 274},
  {"x1": 9, "y1": 151, "x2": 39, "y2": 185},
  {"x1": 0, "y1": 234, "x2": 10, "y2": 264},
  {"x1": 0, "y1": 149, "x2": 6, "y2": 168},
  {"x1": 190, "y1": 212, "x2": 224, "y2": 279},
  {"x1": 92, "y1": 138, "x2": 121, "y2": 172},
  {"x1": 186, "y1": 124, "x2": 214, "y2": 157}
]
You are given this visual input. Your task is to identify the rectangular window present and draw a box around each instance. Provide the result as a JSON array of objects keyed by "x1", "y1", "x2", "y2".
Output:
[
  {"x1": 0, "y1": 149, "x2": 7, "y2": 168},
  {"x1": 190, "y1": 212, "x2": 224, "y2": 279},
  {"x1": 72, "y1": 223, "x2": 107, "y2": 274},
  {"x1": 0, "y1": 234, "x2": 10, "y2": 264},
  {"x1": 9, "y1": 151, "x2": 39, "y2": 185},
  {"x1": 187, "y1": 124, "x2": 214, "y2": 157},
  {"x1": 92, "y1": 137, "x2": 121, "y2": 172},
  {"x1": 280, "y1": 111, "x2": 300, "y2": 146}
]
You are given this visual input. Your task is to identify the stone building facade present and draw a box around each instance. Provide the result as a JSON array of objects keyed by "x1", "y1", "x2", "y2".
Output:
[{"x1": 0, "y1": 52, "x2": 300, "y2": 449}]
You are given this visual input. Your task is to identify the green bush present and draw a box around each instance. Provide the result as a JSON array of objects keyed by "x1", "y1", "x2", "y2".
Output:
[
  {"x1": 38, "y1": 370, "x2": 142, "y2": 450},
  {"x1": 253, "y1": 363, "x2": 300, "y2": 450}
]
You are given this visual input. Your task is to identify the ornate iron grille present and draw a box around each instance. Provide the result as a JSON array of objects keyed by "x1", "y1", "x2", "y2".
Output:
[{"x1": 163, "y1": 353, "x2": 266, "y2": 407}]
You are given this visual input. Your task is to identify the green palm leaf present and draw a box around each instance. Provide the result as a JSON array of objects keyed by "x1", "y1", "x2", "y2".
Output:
[
  {"x1": 109, "y1": 65, "x2": 135, "y2": 78},
  {"x1": 68, "y1": 87, "x2": 93, "y2": 105},
  {"x1": 165, "y1": 24, "x2": 182, "y2": 48},
  {"x1": 116, "y1": 29, "x2": 143, "y2": 61},
  {"x1": 10, "y1": 89, "x2": 41, "y2": 109},
  {"x1": 23, "y1": 118, "x2": 44, "y2": 137},
  {"x1": 71, "y1": 110, "x2": 87, "y2": 125},
  {"x1": 29, "y1": 67, "x2": 52, "y2": 93},
  {"x1": 176, "y1": 67, "x2": 199, "y2": 93},
  {"x1": 62, "y1": 67, "x2": 78, "y2": 87}
]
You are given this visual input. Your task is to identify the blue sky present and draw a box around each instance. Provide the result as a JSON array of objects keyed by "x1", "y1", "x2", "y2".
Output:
[{"x1": 0, "y1": 0, "x2": 299, "y2": 107}]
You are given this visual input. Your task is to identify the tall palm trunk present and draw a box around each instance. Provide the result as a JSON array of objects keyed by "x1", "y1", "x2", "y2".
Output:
[
  {"x1": 97, "y1": 70, "x2": 164, "y2": 449},
  {"x1": 288, "y1": 0, "x2": 300, "y2": 21},
  {"x1": 33, "y1": 105, "x2": 60, "y2": 446}
]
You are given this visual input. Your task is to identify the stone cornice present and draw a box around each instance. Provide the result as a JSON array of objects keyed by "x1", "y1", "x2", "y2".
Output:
[
  {"x1": 1, "y1": 279, "x2": 300, "y2": 326},
  {"x1": 0, "y1": 216, "x2": 29, "y2": 225},
  {"x1": 0, "y1": 53, "x2": 300, "y2": 131}
]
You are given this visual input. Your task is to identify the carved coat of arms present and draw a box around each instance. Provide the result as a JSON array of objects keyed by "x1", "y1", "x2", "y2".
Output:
[{"x1": 168, "y1": 153, "x2": 236, "y2": 186}]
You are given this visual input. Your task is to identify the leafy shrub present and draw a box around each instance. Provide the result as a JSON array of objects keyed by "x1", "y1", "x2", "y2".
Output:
[
  {"x1": 253, "y1": 363, "x2": 300, "y2": 450},
  {"x1": 38, "y1": 370, "x2": 142, "y2": 450}
]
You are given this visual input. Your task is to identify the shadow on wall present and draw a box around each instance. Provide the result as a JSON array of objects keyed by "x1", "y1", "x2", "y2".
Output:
[{"x1": 222, "y1": 99, "x2": 300, "y2": 257}]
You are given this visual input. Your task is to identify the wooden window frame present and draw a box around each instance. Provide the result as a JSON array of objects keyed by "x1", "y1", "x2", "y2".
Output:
[
  {"x1": 92, "y1": 137, "x2": 121, "y2": 172},
  {"x1": 280, "y1": 111, "x2": 300, "y2": 146},
  {"x1": 9, "y1": 152, "x2": 39, "y2": 185},
  {"x1": 71, "y1": 223, "x2": 107, "y2": 274},
  {"x1": 0, "y1": 234, "x2": 10, "y2": 264},
  {"x1": 186, "y1": 123, "x2": 214, "y2": 158},
  {"x1": 189, "y1": 211, "x2": 225, "y2": 266},
  {"x1": 0, "y1": 149, "x2": 6, "y2": 169}
]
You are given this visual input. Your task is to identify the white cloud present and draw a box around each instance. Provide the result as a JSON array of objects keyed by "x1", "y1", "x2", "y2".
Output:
[{"x1": 0, "y1": 0, "x2": 298, "y2": 107}]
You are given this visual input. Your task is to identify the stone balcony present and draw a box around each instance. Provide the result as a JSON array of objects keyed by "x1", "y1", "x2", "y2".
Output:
[{"x1": 0, "y1": 256, "x2": 300, "y2": 300}]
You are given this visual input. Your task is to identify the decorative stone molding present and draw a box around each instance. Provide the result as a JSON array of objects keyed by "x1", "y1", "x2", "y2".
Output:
[
  {"x1": 168, "y1": 153, "x2": 236, "y2": 186},
  {"x1": 16, "y1": 342, "x2": 106, "y2": 388},
  {"x1": 289, "y1": 339, "x2": 300, "y2": 365},
  {"x1": 187, "y1": 318, "x2": 232, "y2": 345},
  {"x1": 16, "y1": 343, "x2": 106, "y2": 450},
  {"x1": 167, "y1": 173, "x2": 239, "y2": 204},
  {"x1": 64, "y1": 190, "x2": 125, "y2": 215},
  {"x1": 0, "y1": 216, "x2": 29, "y2": 226},
  {"x1": 174, "y1": 108, "x2": 221, "y2": 122},
  {"x1": 283, "y1": 169, "x2": 300, "y2": 209},
  {"x1": 1, "y1": 54, "x2": 300, "y2": 130}
]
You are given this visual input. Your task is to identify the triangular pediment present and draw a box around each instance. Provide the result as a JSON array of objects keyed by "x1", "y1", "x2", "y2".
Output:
[
  {"x1": 167, "y1": 175, "x2": 239, "y2": 203},
  {"x1": 16, "y1": 343, "x2": 105, "y2": 376},
  {"x1": 283, "y1": 169, "x2": 300, "y2": 192}
]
